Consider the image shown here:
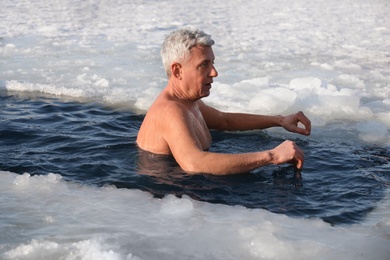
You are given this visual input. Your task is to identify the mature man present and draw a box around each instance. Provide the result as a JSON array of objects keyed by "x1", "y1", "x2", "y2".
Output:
[{"x1": 137, "y1": 27, "x2": 311, "y2": 175}]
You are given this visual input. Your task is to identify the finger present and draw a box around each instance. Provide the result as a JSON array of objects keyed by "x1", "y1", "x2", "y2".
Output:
[
  {"x1": 297, "y1": 111, "x2": 311, "y2": 135},
  {"x1": 299, "y1": 119, "x2": 311, "y2": 135},
  {"x1": 291, "y1": 124, "x2": 309, "y2": 136},
  {"x1": 295, "y1": 157, "x2": 303, "y2": 169},
  {"x1": 294, "y1": 121, "x2": 310, "y2": 136},
  {"x1": 288, "y1": 157, "x2": 303, "y2": 169},
  {"x1": 296, "y1": 161, "x2": 303, "y2": 170},
  {"x1": 294, "y1": 144, "x2": 304, "y2": 169}
]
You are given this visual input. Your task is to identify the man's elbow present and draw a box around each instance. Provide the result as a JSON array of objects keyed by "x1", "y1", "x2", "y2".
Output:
[
  {"x1": 179, "y1": 159, "x2": 229, "y2": 175},
  {"x1": 180, "y1": 161, "x2": 203, "y2": 174}
]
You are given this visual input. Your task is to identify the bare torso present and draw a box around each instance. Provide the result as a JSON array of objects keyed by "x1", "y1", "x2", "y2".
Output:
[
  {"x1": 136, "y1": 89, "x2": 211, "y2": 155},
  {"x1": 187, "y1": 104, "x2": 211, "y2": 150},
  {"x1": 136, "y1": 39, "x2": 310, "y2": 174}
]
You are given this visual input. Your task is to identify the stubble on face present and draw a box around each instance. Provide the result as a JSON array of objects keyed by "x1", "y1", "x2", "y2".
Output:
[{"x1": 181, "y1": 45, "x2": 216, "y2": 100}]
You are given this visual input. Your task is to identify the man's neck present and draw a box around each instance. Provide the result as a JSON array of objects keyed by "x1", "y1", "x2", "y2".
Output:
[{"x1": 165, "y1": 81, "x2": 200, "y2": 104}]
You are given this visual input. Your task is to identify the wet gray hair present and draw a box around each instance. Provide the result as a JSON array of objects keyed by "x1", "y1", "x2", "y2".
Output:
[{"x1": 161, "y1": 27, "x2": 215, "y2": 77}]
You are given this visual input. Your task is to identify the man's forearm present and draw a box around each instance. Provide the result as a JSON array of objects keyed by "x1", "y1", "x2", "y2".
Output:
[
  {"x1": 180, "y1": 139, "x2": 303, "y2": 175},
  {"x1": 181, "y1": 151, "x2": 274, "y2": 175},
  {"x1": 221, "y1": 113, "x2": 284, "y2": 131}
]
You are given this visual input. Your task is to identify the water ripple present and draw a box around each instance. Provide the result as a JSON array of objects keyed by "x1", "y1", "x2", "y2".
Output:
[{"x1": 0, "y1": 94, "x2": 389, "y2": 225}]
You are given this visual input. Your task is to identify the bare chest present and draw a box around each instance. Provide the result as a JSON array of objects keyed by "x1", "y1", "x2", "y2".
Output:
[{"x1": 189, "y1": 108, "x2": 211, "y2": 150}]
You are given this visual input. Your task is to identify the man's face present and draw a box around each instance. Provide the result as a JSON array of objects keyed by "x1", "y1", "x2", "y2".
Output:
[{"x1": 180, "y1": 45, "x2": 218, "y2": 100}]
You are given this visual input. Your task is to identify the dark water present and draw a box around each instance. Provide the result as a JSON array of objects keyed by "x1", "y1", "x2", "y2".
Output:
[{"x1": 1, "y1": 93, "x2": 389, "y2": 225}]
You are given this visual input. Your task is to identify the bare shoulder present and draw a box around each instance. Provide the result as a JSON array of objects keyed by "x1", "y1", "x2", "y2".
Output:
[
  {"x1": 154, "y1": 93, "x2": 190, "y2": 119},
  {"x1": 136, "y1": 92, "x2": 190, "y2": 154}
]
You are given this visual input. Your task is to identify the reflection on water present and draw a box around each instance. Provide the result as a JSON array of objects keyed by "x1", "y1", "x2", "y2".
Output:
[{"x1": 137, "y1": 148, "x2": 182, "y2": 177}]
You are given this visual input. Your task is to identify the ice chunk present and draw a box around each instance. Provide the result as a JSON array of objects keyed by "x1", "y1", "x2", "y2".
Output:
[
  {"x1": 13, "y1": 172, "x2": 31, "y2": 186},
  {"x1": 289, "y1": 77, "x2": 322, "y2": 91},
  {"x1": 160, "y1": 194, "x2": 194, "y2": 216},
  {"x1": 94, "y1": 78, "x2": 110, "y2": 88},
  {"x1": 333, "y1": 74, "x2": 365, "y2": 89},
  {"x1": 234, "y1": 77, "x2": 270, "y2": 90},
  {"x1": 248, "y1": 87, "x2": 297, "y2": 114},
  {"x1": 3, "y1": 239, "x2": 124, "y2": 260}
]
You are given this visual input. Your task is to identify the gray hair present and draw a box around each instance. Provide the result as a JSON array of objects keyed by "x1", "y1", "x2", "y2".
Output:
[{"x1": 161, "y1": 27, "x2": 215, "y2": 77}]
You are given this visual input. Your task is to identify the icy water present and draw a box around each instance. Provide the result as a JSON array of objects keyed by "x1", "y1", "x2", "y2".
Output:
[
  {"x1": 1, "y1": 0, "x2": 390, "y2": 259},
  {"x1": 1, "y1": 93, "x2": 389, "y2": 226}
]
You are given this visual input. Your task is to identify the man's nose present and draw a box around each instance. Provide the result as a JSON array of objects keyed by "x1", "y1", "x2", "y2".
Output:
[{"x1": 210, "y1": 65, "x2": 218, "y2": 77}]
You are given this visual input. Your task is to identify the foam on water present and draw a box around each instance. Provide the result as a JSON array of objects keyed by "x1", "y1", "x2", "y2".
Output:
[{"x1": 1, "y1": 171, "x2": 389, "y2": 260}]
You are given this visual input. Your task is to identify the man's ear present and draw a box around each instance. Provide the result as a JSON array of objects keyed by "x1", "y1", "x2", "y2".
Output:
[{"x1": 171, "y1": 63, "x2": 182, "y2": 79}]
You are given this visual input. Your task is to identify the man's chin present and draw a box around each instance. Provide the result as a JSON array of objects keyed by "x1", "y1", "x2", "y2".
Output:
[{"x1": 201, "y1": 91, "x2": 210, "y2": 98}]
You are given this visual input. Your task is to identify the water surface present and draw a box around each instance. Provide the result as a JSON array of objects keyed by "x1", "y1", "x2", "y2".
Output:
[{"x1": 1, "y1": 93, "x2": 388, "y2": 226}]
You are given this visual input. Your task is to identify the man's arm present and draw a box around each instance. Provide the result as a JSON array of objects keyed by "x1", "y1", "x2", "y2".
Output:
[
  {"x1": 198, "y1": 101, "x2": 311, "y2": 135},
  {"x1": 162, "y1": 104, "x2": 304, "y2": 175}
]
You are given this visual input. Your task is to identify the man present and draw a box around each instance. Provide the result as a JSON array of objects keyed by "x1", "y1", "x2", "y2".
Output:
[{"x1": 137, "y1": 27, "x2": 311, "y2": 175}]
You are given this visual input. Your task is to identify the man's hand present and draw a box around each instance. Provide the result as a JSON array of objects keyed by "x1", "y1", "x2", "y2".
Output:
[
  {"x1": 270, "y1": 140, "x2": 305, "y2": 169},
  {"x1": 281, "y1": 111, "x2": 311, "y2": 136}
]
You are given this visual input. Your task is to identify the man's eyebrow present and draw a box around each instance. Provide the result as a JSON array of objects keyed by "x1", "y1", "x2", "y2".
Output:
[
  {"x1": 201, "y1": 58, "x2": 215, "y2": 64},
  {"x1": 198, "y1": 59, "x2": 210, "y2": 65}
]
